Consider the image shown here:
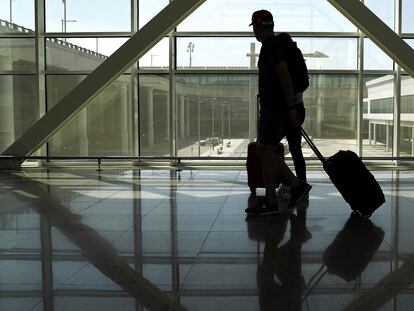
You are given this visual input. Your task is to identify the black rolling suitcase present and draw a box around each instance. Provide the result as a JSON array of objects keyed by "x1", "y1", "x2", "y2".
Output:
[{"x1": 301, "y1": 128, "x2": 385, "y2": 217}]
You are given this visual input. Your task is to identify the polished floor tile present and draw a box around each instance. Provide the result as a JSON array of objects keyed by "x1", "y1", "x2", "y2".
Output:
[{"x1": 0, "y1": 168, "x2": 413, "y2": 310}]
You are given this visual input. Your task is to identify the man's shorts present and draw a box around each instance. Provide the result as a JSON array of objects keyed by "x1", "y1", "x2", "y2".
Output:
[{"x1": 257, "y1": 108, "x2": 288, "y2": 147}]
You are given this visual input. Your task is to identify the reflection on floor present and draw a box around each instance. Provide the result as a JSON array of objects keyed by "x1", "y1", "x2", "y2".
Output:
[{"x1": 0, "y1": 168, "x2": 412, "y2": 311}]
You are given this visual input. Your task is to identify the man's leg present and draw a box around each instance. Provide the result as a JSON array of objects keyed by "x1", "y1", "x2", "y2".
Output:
[
  {"x1": 286, "y1": 103, "x2": 306, "y2": 181},
  {"x1": 257, "y1": 145, "x2": 279, "y2": 204},
  {"x1": 286, "y1": 127, "x2": 306, "y2": 181},
  {"x1": 257, "y1": 144, "x2": 300, "y2": 204}
]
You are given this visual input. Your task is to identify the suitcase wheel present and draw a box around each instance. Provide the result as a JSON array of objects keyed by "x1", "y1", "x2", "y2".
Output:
[{"x1": 250, "y1": 187, "x2": 256, "y2": 195}]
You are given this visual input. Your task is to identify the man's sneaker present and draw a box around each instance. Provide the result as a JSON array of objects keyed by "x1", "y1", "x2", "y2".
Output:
[
  {"x1": 289, "y1": 181, "x2": 312, "y2": 208},
  {"x1": 245, "y1": 202, "x2": 280, "y2": 217},
  {"x1": 275, "y1": 184, "x2": 290, "y2": 199}
]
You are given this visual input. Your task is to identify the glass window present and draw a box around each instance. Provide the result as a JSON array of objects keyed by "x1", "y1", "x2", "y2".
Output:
[
  {"x1": 177, "y1": 38, "x2": 259, "y2": 69},
  {"x1": 178, "y1": 0, "x2": 355, "y2": 32},
  {"x1": 175, "y1": 74, "x2": 359, "y2": 158},
  {"x1": 400, "y1": 75, "x2": 414, "y2": 157},
  {"x1": 0, "y1": 38, "x2": 36, "y2": 72},
  {"x1": 0, "y1": 75, "x2": 38, "y2": 153},
  {"x1": 297, "y1": 38, "x2": 357, "y2": 70},
  {"x1": 363, "y1": 39, "x2": 393, "y2": 70},
  {"x1": 362, "y1": 75, "x2": 394, "y2": 157},
  {"x1": 365, "y1": 0, "x2": 394, "y2": 30},
  {"x1": 175, "y1": 74, "x2": 255, "y2": 157},
  {"x1": 139, "y1": 0, "x2": 169, "y2": 29},
  {"x1": 0, "y1": 0, "x2": 35, "y2": 31},
  {"x1": 177, "y1": 37, "x2": 357, "y2": 70},
  {"x1": 139, "y1": 75, "x2": 171, "y2": 156},
  {"x1": 47, "y1": 74, "x2": 134, "y2": 156},
  {"x1": 139, "y1": 38, "x2": 169, "y2": 69},
  {"x1": 402, "y1": 0, "x2": 414, "y2": 33},
  {"x1": 46, "y1": 37, "x2": 127, "y2": 72},
  {"x1": 45, "y1": 0, "x2": 131, "y2": 32},
  {"x1": 303, "y1": 74, "x2": 358, "y2": 157}
]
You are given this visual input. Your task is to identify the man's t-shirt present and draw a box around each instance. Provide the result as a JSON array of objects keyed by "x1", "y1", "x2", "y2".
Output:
[{"x1": 258, "y1": 36, "x2": 287, "y2": 111}]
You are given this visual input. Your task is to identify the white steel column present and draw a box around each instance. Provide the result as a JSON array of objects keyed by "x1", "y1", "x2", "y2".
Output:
[
  {"x1": 120, "y1": 83, "x2": 129, "y2": 153},
  {"x1": 1, "y1": 0, "x2": 206, "y2": 169},
  {"x1": 78, "y1": 109, "x2": 88, "y2": 155},
  {"x1": 146, "y1": 88, "x2": 154, "y2": 148},
  {"x1": 179, "y1": 95, "x2": 185, "y2": 140},
  {"x1": 328, "y1": 0, "x2": 414, "y2": 77}
]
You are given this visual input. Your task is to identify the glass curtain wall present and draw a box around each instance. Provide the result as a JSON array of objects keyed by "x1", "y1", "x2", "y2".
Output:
[{"x1": 0, "y1": 0, "x2": 412, "y2": 159}]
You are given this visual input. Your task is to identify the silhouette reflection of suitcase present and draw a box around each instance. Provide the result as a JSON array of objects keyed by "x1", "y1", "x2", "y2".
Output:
[
  {"x1": 302, "y1": 214, "x2": 384, "y2": 301},
  {"x1": 246, "y1": 142, "x2": 284, "y2": 195},
  {"x1": 301, "y1": 128, "x2": 385, "y2": 218}
]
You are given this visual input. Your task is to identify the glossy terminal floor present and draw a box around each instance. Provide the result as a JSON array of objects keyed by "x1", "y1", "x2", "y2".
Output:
[{"x1": 0, "y1": 168, "x2": 413, "y2": 311}]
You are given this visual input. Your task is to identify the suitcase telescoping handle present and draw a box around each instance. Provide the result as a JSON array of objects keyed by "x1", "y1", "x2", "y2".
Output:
[
  {"x1": 256, "y1": 94, "x2": 260, "y2": 138},
  {"x1": 300, "y1": 127, "x2": 327, "y2": 166},
  {"x1": 301, "y1": 264, "x2": 328, "y2": 303}
]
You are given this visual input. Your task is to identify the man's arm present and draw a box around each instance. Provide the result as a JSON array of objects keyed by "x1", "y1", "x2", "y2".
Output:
[
  {"x1": 275, "y1": 61, "x2": 294, "y2": 109},
  {"x1": 275, "y1": 61, "x2": 300, "y2": 127}
]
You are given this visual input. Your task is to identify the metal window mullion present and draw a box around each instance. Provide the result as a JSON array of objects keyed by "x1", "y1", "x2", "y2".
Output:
[
  {"x1": 36, "y1": 0, "x2": 47, "y2": 161},
  {"x1": 173, "y1": 31, "x2": 360, "y2": 38},
  {"x1": 45, "y1": 32, "x2": 132, "y2": 38},
  {"x1": 169, "y1": 14, "x2": 177, "y2": 158},
  {"x1": 132, "y1": 0, "x2": 140, "y2": 159},
  {"x1": 357, "y1": 0, "x2": 364, "y2": 157},
  {"x1": 393, "y1": 0, "x2": 402, "y2": 164}
]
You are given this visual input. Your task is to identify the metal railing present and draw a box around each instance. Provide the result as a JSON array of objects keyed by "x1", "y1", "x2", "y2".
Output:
[
  {"x1": 0, "y1": 18, "x2": 107, "y2": 59},
  {"x1": 1, "y1": 155, "x2": 414, "y2": 172}
]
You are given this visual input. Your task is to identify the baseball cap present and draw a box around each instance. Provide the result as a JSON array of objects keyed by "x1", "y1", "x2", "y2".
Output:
[{"x1": 249, "y1": 10, "x2": 274, "y2": 26}]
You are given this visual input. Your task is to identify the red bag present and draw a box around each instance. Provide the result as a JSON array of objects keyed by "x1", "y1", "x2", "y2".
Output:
[{"x1": 246, "y1": 142, "x2": 284, "y2": 195}]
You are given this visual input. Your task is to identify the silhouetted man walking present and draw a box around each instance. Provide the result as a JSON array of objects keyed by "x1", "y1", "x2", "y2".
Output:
[{"x1": 245, "y1": 10, "x2": 311, "y2": 216}]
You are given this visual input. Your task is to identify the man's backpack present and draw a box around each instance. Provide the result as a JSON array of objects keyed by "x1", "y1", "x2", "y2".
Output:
[{"x1": 276, "y1": 32, "x2": 309, "y2": 94}]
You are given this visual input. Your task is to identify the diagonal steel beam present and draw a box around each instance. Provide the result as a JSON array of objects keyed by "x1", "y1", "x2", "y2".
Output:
[
  {"x1": 328, "y1": 0, "x2": 414, "y2": 77},
  {"x1": 0, "y1": 0, "x2": 206, "y2": 169}
]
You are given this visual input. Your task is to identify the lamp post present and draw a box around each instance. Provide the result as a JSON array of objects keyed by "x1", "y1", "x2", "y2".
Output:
[
  {"x1": 187, "y1": 42, "x2": 194, "y2": 67},
  {"x1": 61, "y1": 19, "x2": 77, "y2": 33},
  {"x1": 62, "y1": 0, "x2": 66, "y2": 32},
  {"x1": 62, "y1": 0, "x2": 77, "y2": 39},
  {"x1": 10, "y1": 0, "x2": 16, "y2": 23}
]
